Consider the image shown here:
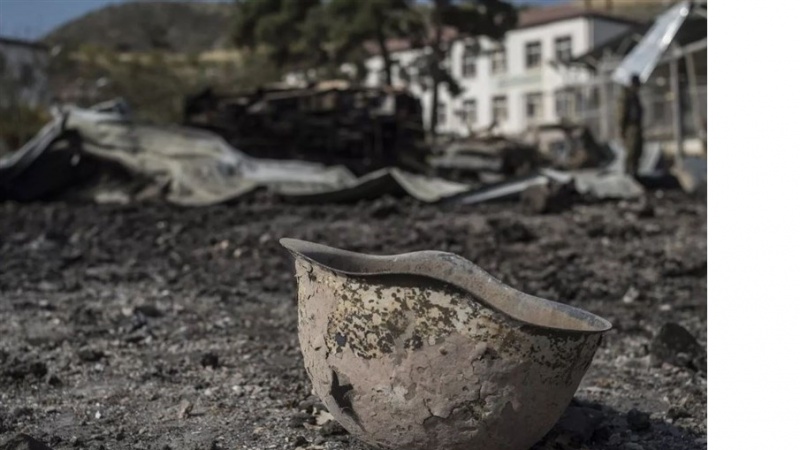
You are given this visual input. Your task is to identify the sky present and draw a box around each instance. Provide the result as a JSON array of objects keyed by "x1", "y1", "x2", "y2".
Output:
[{"x1": 0, "y1": 0, "x2": 570, "y2": 41}]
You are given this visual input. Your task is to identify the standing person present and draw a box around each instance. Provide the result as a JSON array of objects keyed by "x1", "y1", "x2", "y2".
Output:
[{"x1": 617, "y1": 74, "x2": 644, "y2": 176}]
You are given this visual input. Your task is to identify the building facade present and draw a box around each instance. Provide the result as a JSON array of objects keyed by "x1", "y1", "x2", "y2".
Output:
[
  {"x1": 360, "y1": 6, "x2": 635, "y2": 138},
  {"x1": 0, "y1": 36, "x2": 50, "y2": 109},
  {"x1": 563, "y1": 0, "x2": 707, "y2": 157}
]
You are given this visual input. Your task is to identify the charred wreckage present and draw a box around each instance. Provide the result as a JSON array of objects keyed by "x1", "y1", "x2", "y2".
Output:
[{"x1": 0, "y1": 81, "x2": 696, "y2": 208}]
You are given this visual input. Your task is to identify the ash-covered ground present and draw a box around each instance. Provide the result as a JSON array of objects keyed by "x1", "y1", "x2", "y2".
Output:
[{"x1": 0, "y1": 191, "x2": 706, "y2": 450}]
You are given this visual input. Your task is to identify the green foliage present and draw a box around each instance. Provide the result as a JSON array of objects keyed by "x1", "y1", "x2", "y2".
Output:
[
  {"x1": 326, "y1": 0, "x2": 421, "y2": 83},
  {"x1": 439, "y1": 0, "x2": 518, "y2": 40},
  {"x1": 46, "y1": 46, "x2": 281, "y2": 124},
  {"x1": 233, "y1": 0, "x2": 330, "y2": 71},
  {"x1": 231, "y1": 0, "x2": 515, "y2": 103},
  {"x1": 0, "y1": 107, "x2": 50, "y2": 154},
  {"x1": 416, "y1": 0, "x2": 518, "y2": 134}
]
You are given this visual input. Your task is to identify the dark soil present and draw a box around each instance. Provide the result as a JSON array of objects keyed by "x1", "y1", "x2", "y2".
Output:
[{"x1": 0, "y1": 191, "x2": 706, "y2": 450}]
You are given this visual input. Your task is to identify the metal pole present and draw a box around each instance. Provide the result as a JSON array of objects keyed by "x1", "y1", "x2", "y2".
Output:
[
  {"x1": 684, "y1": 50, "x2": 706, "y2": 155},
  {"x1": 599, "y1": 71, "x2": 610, "y2": 141},
  {"x1": 670, "y1": 49, "x2": 685, "y2": 162}
]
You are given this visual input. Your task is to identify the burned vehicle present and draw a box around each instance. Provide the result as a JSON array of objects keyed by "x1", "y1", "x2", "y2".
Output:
[{"x1": 183, "y1": 81, "x2": 427, "y2": 174}]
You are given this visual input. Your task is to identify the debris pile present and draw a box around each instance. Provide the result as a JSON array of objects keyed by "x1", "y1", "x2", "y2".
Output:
[
  {"x1": 2, "y1": 87, "x2": 704, "y2": 209},
  {"x1": 183, "y1": 82, "x2": 427, "y2": 174},
  {"x1": 0, "y1": 187, "x2": 707, "y2": 449}
]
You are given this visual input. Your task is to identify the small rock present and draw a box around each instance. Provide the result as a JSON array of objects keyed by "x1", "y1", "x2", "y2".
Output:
[
  {"x1": 133, "y1": 305, "x2": 162, "y2": 318},
  {"x1": 520, "y1": 183, "x2": 550, "y2": 214},
  {"x1": 592, "y1": 423, "x2": 613, "y2": 442},
  {"x1": 621, "y1": 287, "x2": 640, "y2": 304},
  {"x1": 297, "y1": 399, "x2": 317, "y2": 413},
  {"x1": 2, "y1": 361, "x2": 47, "y2": 381},
  {"x1": 319, "y1": 421, "x2": 347, "y2": 437},
  {"x1": 693, "y1": 352, "x2": 708, "y2": 373},
  {"x1": 553, "y1": 406, "x2": 606, "y2": 443},
  {"x1": 200, "y1": 353, "x2": 220, "y2": 369},
  {"x1": 289, "y1": 413, "x2": 312, "y2": 428},
  {"x1": 667, "y1": 406, "x2": 691, "y2": 420},
  {"x1": 177, "y1": 400, "x2": 193, "y2": 419},
  {"x1": 491, "y1": 217, "x2": 536, "y2": 243},
  {"x1": 77, "y1": 349, "x2": 104, "y2": 363},
  {"x1": 636, "y1": 201, "x2": 656, "y2": 219},
  {"x1": 626, "y1": 409, "x2": 651, "y2": 431},
  {"x1": 292, "y1": 436, "x2": 308, "y2": 447},
  {"x1": 622, "y1": 443, "x2": 644, "y2": 450},
  {"x1": 0, "y1": 434, "x2": 55, "y2": 450},
  {"x1": 369, "y1": 199, "x2": 400, "y2": 219},
  {"x1": 11, "y1": 407, "x2": 34, "y2": 419},
  {"x1": 650, "y1": 322, "x2": 705, "y2": 370}
]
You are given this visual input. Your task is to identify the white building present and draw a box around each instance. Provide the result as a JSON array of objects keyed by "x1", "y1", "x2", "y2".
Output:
[
  {"x1": 360, "y1": 5, "x2": 636, "y2": 138},
  {"x1": 0, "y1": 36, "x2": 50, "y2": 109}
]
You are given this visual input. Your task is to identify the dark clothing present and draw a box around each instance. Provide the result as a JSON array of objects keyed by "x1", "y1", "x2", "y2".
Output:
[
  {"x1": 624, "y1": 126, "x2": 644, "y2": 175},
  {"x1": 617, "y1": 87, "x2": 644, "y2": 176}
]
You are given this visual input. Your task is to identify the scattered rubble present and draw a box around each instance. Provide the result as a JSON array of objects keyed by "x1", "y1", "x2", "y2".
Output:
[
  {"x1": 76, "y1": 348, "x2": 104, "y2": 363},
  {"x1": 177, "y1": 400, "x2": 194, "y2": 420},
  {"x1": 552, "y1": 405, "x2": 606, "y2": 443},
  {"x1": 0, "y1": 93, "x2": 710, "y2": 210},
  {"x1": 626, "y1": 408, "x2": 652, "y2": 431},
  {"x1": 0, "y1": 434, "x2": 54, "y2": 450},
  {"x1": 650, "y1": 322, "x2": 707, "y2": 371},
  {"x1": 0, "y1": 190, "x2": 705, "y2": 449},
  {"x1": 199, "y1": 352, "x2": 220, "y2": 369}
]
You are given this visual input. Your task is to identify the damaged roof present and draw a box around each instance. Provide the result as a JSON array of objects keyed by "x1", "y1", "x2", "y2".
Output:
[
  {"x1": 566, "y1": 0, "x2": 707, "y2": 74},
  {"x1": 365, "y1": 5, "x2": 638, "y2": 56}
]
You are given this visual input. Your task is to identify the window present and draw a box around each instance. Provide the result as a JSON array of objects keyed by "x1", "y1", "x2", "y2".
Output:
[
  {"x1": 490, "y1": 47, "x2": 506, "y2": 74},
  {"x1": 437, "y1": 102, "x2": 447, "y2": 126},
  {"x1": 492, "y1": 96, "x2": 508, "y2": 123},
  {"x1": 525, "y1": 92, "x2": 543, "y2": 120},
  {"x1": 462, "y1": 46, "x2": 477, "y2": 78},
  {"x1": 462, "y1": 99, "x2": 477, "y2": 125},
  {"x1": 555, "y1": 89, "x2": 574, "y2": 118},
  {"x1": 525, "y1": 41, "x2": 542, "y2": 68},
  {"x1": 555, "y1": 36, "x2": 573, "y2": 62}
]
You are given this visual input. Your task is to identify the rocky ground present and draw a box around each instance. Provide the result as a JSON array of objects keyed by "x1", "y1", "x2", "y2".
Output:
[{"x1": 0, "y1": 190, "x2": 706, "y2": 450}]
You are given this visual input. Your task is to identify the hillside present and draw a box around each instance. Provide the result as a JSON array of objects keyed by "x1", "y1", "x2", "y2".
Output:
[
  {"x1": 45, "y1": 1, "x2": 235, "y2": 53},
  {"x1": 44, "y1": 0, "x2": 667, "y2": 54}
]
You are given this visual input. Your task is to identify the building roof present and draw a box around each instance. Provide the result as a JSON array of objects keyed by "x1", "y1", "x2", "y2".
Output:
[
  {"x1": 364, "y1": 5, "x2": 639, "y2": 56},
  {"x1": 516, "y1": 4, "x2": 639, "y2": 29},
  {"x1": 0, "y1": 36, "x2": 50, "y2": 52},
  {"x1": 566, "y1": 1, "x2": 706, "y2": 72}
]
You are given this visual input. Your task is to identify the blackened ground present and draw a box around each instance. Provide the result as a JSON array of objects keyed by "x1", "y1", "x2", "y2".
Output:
[{"x1": 0, "y1": 191, "x2": 706, "y2": 450}]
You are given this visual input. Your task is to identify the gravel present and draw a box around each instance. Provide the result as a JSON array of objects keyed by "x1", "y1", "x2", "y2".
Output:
[{"x1": 0, "y1": 190, "x2": 706, "y2": 449}]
